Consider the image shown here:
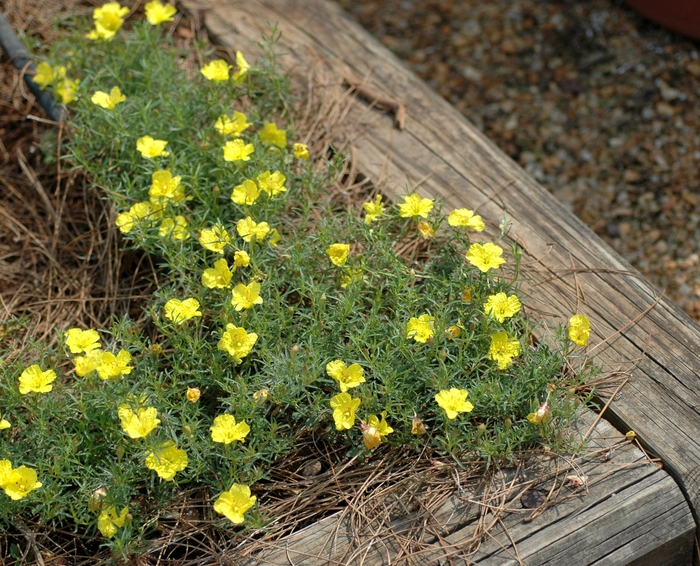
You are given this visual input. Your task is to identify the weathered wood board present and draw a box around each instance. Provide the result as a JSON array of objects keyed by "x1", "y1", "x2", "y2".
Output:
[{"x1": 179, "y1": 0, "x2": 700, "y2": 562}]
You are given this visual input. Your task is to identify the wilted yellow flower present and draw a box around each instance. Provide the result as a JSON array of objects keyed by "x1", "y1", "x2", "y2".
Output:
[
  {"x1": 258, "y1": 122, "x2": 287, "y2": 148},
  {"x1": 527, "y1": 401, "x2": 552, "y2": 425},
  {"x1": 199, "y1": 225, "x2": 232, "y2": 253},
  {"x1": 214, "y1": 483, "x2": 256, "y2": 524},
  {"x1": 158, "y1": 216, "x2": 189, "y2": 240},
  {"x1": 411, "y1": 413, "x2": 427, "y2": 435},
  {"x1": 223, "y1": 139, "x2": 255, "y2": 162},
  {"x1": 0, "y1": 462, "x2": 42, "y2": 500},
  {"x1": 488, "y1": 332, "x2": 521, "y2": 369},
  {"x1": 466, "y1": 242, "x2": 506, "y2": 273},
  {"x1": 256, "y1": 170, "x2": 287, "y2": 196},
  {"x1": 363, "y1": 194, "x2": 384, "y2": 224},
  {"x1": 399, "y1": 193, "x2": 434, "y2": 218},
  {"x1": 326, "y1": 243, "x2": 350, "y2": 266},
  {"x1": 144, "y1": 0, "x2": 177, "y2": 25},
  {"x1": 268, "y1": 228, "x2": 281, "y2": 246},
  {"x1": 329, "y1": 392, "x2": 360, "y2": 431},
  {"x1": 445, "y1": 324, "x2": 462, "y2": 339},
  {"x1": 164, "y1": 298, "x2": 202, "y2": 324},
  {"x1": 236, "y1": 217, "x2": 270, "y2": 242},
  {"x1": 568, "y1": 314, "x2": 590, "y2": 347},
  {"x1": 293, "y1": 142, "x2": 309, "y2": 160},
  {"x1": 202, "y1": 258, "x2": 233, "y2": 288},
  {"x1": 97, "y1": 506, "x2": 129, "y2": 538},
  {"x1": 215, "y1": 112, "x2": 249, "y2": 136},
  {"x1": 55, "y1": 77, "x2": 80, "y2": 104},
  {"x1": 32, "y1": 62, "x2": 59, "y2": 89},
  {"x1": 91, "y1": 86, "x2": 126, "y2": 109},
  {"x1": 115, "y1": 201, "x2": 155, "y2": 233},
  {"x1": 217, "y1": 324, "x2": 258, "y2": 363},
  {"x1": 483, "y1": 292, "x2": 521, "y2": 323},
  {"x1": 201, "y1": 59, "x2": 231, "y2": 82},
  {"x1": 231, "y1": 281, "x2": 263, "y2": 311},
  {"x1": 361, "y1": 412, "x2": 394, "y2": 449},
  {"x1": 341, "y1": 267, "x2": 363, "y2": 288},
  {"x1": 149, "y1": 170, "x2": 182, "y2": 202},
  {"x1": 625, "y1": 430, "x2": 636, "y2": 441},
  {"x1": 448, "y1": 208, "x2": 485, "y2": 231},
  {"x1": 96, "y1": 350, "x2": 133, "y2": 380},
  {"x1": 74, "y1": 349, "x2": 104, "y2": 377},
  {"x1": 435, "y1": 388, "x2": 474, "y2": 419},
  {"x1": 136, "y1": 135, "x2": 169, "y2": 158},
  {"x1": 145, "y1": 441, "x2": 188, "y2": 481},
  {"x1": 406, "y1": 314, "x2": 434, "y2": 343},
  {"x1": 86, "y1": 2, "x2": 129, "y2": 41},
  {"x1": 326, "y1": 360, "x2": 365, "y2": 392},
  {"x1": 118, "y1": 405, "x2": 160, "y2": 439},
  {"x1": 65, "y1": 328, "x2": 101, "y2": 354},
  {"x1": 231, "y1": 179, "x2": 260, "y2": 206},
  {"x1": 210, "y1": 414, "x2": 250, "y2": 444},
  {"x1": 417, "y1": 221, "x2": 435, "y2": 239},
  {"x1": 186, "y1": 387, "x2": 201, "y2": 402},
  {"x1": 233, "y1": 250, "x2": 250, "y2": 268},
  {"x1": 253, "y1": 389, "x2": 269, "y2": 400},
  {"x1": 232, "y1": 51, "x2": 249, "y2": 84},
  {"x1": 19, "y1": 365, "x2": 56, "y2": 394}
]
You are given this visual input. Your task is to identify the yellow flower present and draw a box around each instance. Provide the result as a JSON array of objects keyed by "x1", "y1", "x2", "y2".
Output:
[
  {"x1": 488, "y1": 332, "x2": 521, "y2": 369},
  {"x1": 210, "y1": 414, "x2": 250, "y2": 444},
  {"x1": 96, "y1": 350, "x2": 133, "y2": 380},
  {"x1": 326, "y1": 360, "x2": 365, "y2": 392},
  {"x1": 201, "y1": 59, "x2": 231, "y2": 82},
  {"x1": 568, "y1": 314, "x2": 590, "y2": 347},
  {"x1": 202, "y1": 258, "x2": 233, "y2": 288},
  {"x1": 361, "y1": 412, "x2": 394, "y2": 449},
  {"x1": 186, "y1": 387, "x2": 201, "y2": 402},
  {"x1": 231, "y1": 179, "x2": 260, "y2": 206},
  {"x1": 293, "y1": 142, "x2": 309, "y2": 160},
  {"x1": 448, "y1": 208, "x2": 485, "y2": 231},
  {"x1": 0, "y1": 419, "x2": 10, "y2": 430},
  {"x1": 65, "y1": 328, "x2": 101, "y2": 354},
  {"x1": 19, "y1": 365, "x2": 56, "y2": 394},
  {"x1": 234, "y1": 250, "x2": 250, "y2": 268},
  {"x1": 145, "y1": 441, "x2": 188, "y2": 481},
  {"x1": 32, "y1": 62, "x2": 58, "y2": 89},
  {"x1": 214, "y1": 484, "x2": 256, "y2": 524},
  {"x1": 399, "y1": 193, "x2": 434, "y2": 218},
  {"x1": 326, "y1": 243, "x2": 350, "y2": 266},
  {"x1": 164, "y1": 298, "x2": 202, "y2": 324},
  {"x1": 136, "y1": 135, "x2": 170, "y2": 158},
  {"x1": 341, "y1": 267, "x2": 363, "y2": 288},
  {"x1": 236, "y1": 217, "x2": 270, "y2": 242},
  {"x1": 483, "y1": 292, "x2": 521, "y2": 323},
  {"x1": 268, "y1": 228, "x2": 281, "y2": 246},
  {"x1": 232, "y1": 51, "x2": 250, "y2": 84},
  {"x1": 97, "y1": 506, "x2": 129, "y2": 538},
  {"x1": 527, "y1": 401, "x2": 552, "y2": 425},
  {"x1": 625, "y1": 430, "x2": 636, "y2": 441},
  {"x1": 223, "y1": 139, "x2": 254, "y2": 162},
  {"x1": 363, "y1": 195, "x2": 384, "y2": 224},
  {"x1": 158, "y1": 216, "x2": 189, "y2": 240},
  {"x1": 199, "y1": 225, "x2": 232, "y2": 253},
  {"x1": 215, "y1": 111, "x2": 249, "y2": 136},
  {"x1": 74, "y1": 349, "x2": 104, "y2": 377},
  {"x1": 86, "y1": 2, "x2": 129, "y2": 41},
  {"x1": 115, "y1": 201, "x2": 155, "y2": 233},
  {"x1": 231, "y1": 281, "x2": 263, "y2": 311},
  {"x1": 91, "y1": 86, "x2": 126, "y2": 109},
  {"x1": 330, "y1": 392, "x2": 360, "y2": 430},
  {"x1": 144, "y1": 0, "x2": 177, "y2": 25},
  {"x1": 435, "y1": 388, "x2": 474, "y2": 419},
  {"x1": 0, "y1": 463, "x2": 42, "y2": 500},
  {"x1": 256, "y1": 170, "x2": 287, "y2": 196},
  {"x1": 466, "y1": 242, "x2": 506, "y2": 273},
  {"x1": 258, "y1": 122, "x2": 287, "y2": 148},
  {"x1": 217, "y1": 324, "x2": 258, "y2": 364},
  {"x1": 118, "y1": 405, "x2": 160, "y2": 439},
  {"x1": 149, "y1": 170, "x2": 182, "y2": 202},
  {"x1": 417, "y1": 221, "x2": 435, "y2": 239},
  {"x1": 55, "y1": 77, "x2": 80, "y2": 104},
  {"x1": 406, "y1": 314, "x2": 435, "y2": 343}
]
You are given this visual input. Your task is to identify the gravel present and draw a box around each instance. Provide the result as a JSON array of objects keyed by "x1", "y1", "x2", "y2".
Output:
[{"x1": 334, "y1": 0, "x2": 700, "y2": 321}]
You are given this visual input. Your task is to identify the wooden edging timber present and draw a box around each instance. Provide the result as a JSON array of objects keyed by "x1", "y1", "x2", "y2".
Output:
[{"x1": 179, "y1": 0, "x2": 700, "y2": 562}]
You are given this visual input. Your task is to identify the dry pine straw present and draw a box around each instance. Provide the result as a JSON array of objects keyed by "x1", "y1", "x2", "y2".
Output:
[{"x1": 0, "y1": 1, "x2": 650, "y2": 564}]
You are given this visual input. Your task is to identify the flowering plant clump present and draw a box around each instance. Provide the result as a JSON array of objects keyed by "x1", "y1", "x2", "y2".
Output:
[{"x1": 2, "y1": 4, "x2": 598, "y2": 554}]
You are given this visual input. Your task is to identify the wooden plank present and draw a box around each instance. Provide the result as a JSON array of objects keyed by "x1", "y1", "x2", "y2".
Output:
[
  {"x1": 178, "y1": 0, "x2": 699, "y2": 560},
  {"x1": 235, "y1": 413, "x2": 694, "y2": 565}
]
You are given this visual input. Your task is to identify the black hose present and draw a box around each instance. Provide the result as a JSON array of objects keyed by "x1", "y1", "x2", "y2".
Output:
[{"x1": 0, "y1": 9, "x2": 66, "y2": 123}]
